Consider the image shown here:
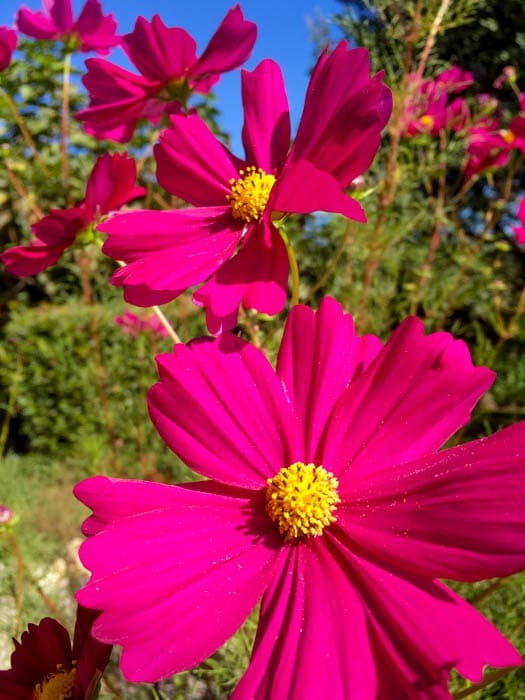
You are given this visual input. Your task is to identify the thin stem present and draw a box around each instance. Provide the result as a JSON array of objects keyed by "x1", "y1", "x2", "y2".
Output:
[
  {"x1": 286, "y1": 238, "x2": 300, "y2": 306},
  {"x1": 79, "y1": 253, "x2": 121, "y2": 472},
  {"x1": 8, "y1": 534, "x2": 24, "y2": 635},
  {"x1": 306, "y1": 220, "x2": 353, "y2": 302},
  {"x1": 453, "y1": 664, "x2": 522, "y2": 698},
  {"x1": 5, "y1": 164, "x2": 44, "y2": 219},
  {"x1": 152, "y1": 305, "x2": 182, "y2": 344},
  {"x1": 61, "y1": 52, "x2": 72, "y2": 205},
  {"x1": 413, "y1": 0, "x2": 452, "y2": 84},
  {"x1": 0, "y1": 86, "x2": 51, "y2": 176}
]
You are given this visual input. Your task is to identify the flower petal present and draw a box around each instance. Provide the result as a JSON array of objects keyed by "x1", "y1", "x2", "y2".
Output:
[
  {"x1": 16, "y1": 7, "x2": 58, "y2": 40},
  {"x1": 273, "y1": 159, "x2": 366, "y2": 222},
  {"x1": 290, "y1": 43, "x2": 392, "y2": 187},
  {"x1": 123, "y1": 15, "x2": 196, "y2": 83},
  {"x1": 320, "y1": 317, "x2": 495, "y2": 480},
  {"x1": 329, "y1": 538, "x2": 522, "y2": 693},
  {"x1": 76, "y1": 481, "x2": 283, "y2": 682},
  {"x1": 191, "y1": 5, "x2": 257, "y2": 82},
  {"x1": 155, "y1": 114, "x2": 243, "y2": 205},
  {"x1": 84, "y1": 152, "x2": 144, "y2": 216},
  {"x1": 148, "y1": 334, "x2": 300, "y2": 488},
  {"x1": 73, "y1": 0, "x2": 119, "y2": 54},
  {"x1": 276, "y1": 298, "x2": 382, "y2": 463},
  {"x1": 241, "y1": 59, "x2": 290, "y2": 173},
  {"x1": 101, "y1": 206, "x2": 241, "y2": 305},
  {"x1": 234, "y1": 542, "x2": 377, "y2": 700},
  {"x1": 193, "y1": 222, "x2": 289, "y2": 331},
  {"x1": 338, "y1": 421, "x2": 525, "y2": 581}
]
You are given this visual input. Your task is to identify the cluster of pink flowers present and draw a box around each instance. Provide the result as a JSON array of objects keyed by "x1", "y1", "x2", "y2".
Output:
[
  {"x1": 115, "y1": 309, "x2": 169, "y2": 339},
  {"x1": 402, "y1": 65, "x2": 473, "y2": 137},
  {"x1": 1, "y1": 1, "x2": 525, "y2": 698},
  {"x1": 1, "y1": 152, "x2": 144, "y2": 276},
  {"x1": 464, "y1": 92, "x2": 525, "y2": 179}
]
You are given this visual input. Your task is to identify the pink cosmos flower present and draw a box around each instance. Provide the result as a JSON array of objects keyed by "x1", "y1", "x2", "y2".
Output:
[
  {"x1": 464, "y1": 117, "x2": 525, "y2": 179},
  {"x1": 16, "y1": 0, "x2": 119, "y2": 54},
  {"x1": 403, "y1": 65, "x2": 473, "y2": 137},
  {"x1": 0, "y1": 26, "x2": 17, "y2": 71},
  {"x1": 75, "y1": 6, "x2": 257, "y2": 143},
  {"x1": 0, "y1": 606, "x2": 111, "y2": 699},
  {"x1": 512, "y1": 197, "x2": 525, "y2": 245},
  {"x1": 100, "y1": 45, "x2": 392, "y2": 332},
  {"x1": 115, "y1": 309, "x2": 169, "y2": 339},
  {"x1": 75, "y1": 297, "x2": 525, "y2": 698},
  {"x1": 0, "y1": 505, "x2": 13, "y2": 525},
  {"x1": 1, "y1": 152, "x2": 145, "y2": 276}
]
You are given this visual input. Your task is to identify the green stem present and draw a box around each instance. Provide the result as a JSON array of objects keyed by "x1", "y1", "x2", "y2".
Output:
[
  {"x1": 0, "y1": 86, "x2": 51, "y2": 176},
  {"x1": 152, "y1": 305, "x2": 182, "y2": 344}
]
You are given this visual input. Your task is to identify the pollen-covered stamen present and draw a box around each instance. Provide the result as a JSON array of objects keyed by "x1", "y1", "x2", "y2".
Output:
[
  {"x1": 33, "y1": 661, "x2": 77, "y2": 700},
  {"x1": 501, "y1": 129, "x2": 516, "y2": 144},
  {"x1": 418, "y1": 114, "x2": 434, "y2": 130},
  {"x1": 266, "y1": 462, "x2": 340, "y2": 540},
  {"x1": 227, "y1": 166, "x2": 276, "y2": 223}
]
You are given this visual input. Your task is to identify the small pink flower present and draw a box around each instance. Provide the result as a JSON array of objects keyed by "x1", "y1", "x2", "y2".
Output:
[
  {"x1": 464, "y1": 117, "x2": 525, "y2": 179},
  {"x1": 100, "y1": 45, "x2": 392, "y2": 332},
  {"x1": 0, "y1": 26, "x2": 17, "y2": 71},
  {"x1": 75, "y1": 6, "x2": 257, "y2": 143},
  {"x1": 2, "y1": 152, "x2": 145, "y2": 276},
  {"x1": 17, "y1": 0, "x2": 119, "y2": 54},
  {"x1": 0, "y1": 505, "x2": 13, "y2": 525},
  {"x1": 115, "y1": 309, "x2": 169, "y2": 339},
  {"x1": 0, "y1": 606, "x2": 111, "y2": 699},
  {"x1": 403, "y1": 65, "x2": 473, "y2": 137},
  {"x1": 75, "y1": 298, "x2": 525, "y2": 697},
  {"x1": 513, "y1": 198, "x2": 525, "y2": 245}
]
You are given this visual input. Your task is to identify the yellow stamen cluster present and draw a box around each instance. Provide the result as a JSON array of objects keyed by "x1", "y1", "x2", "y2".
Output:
[
  {"x1": 419, "y1": 114, "x2": 435, "y2": 130},
  {"x1": 266, "y1": 462, "x2": 340, "y2": 540},
  {"x1": 502, "y1": 129, "x2": 516, "y2": 144},
  {"x1": 227, "y1": 166, "x2": 276, "y2": 223},
  {"x1": 33, "y1": 662, "x2": 77, "y2": 700}
]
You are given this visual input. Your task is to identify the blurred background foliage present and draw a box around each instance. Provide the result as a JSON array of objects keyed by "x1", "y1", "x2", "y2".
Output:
[{"x1": 1, "y1": 0, "x2": 525, "y2": 697}]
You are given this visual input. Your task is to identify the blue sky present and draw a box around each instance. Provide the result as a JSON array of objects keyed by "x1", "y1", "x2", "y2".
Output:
[{"x1": 1, "y1": 0, "x2": 343, "y2": 151}]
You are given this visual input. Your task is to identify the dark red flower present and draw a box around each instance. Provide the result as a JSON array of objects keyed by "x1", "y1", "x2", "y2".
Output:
[{"x1": 0, "y1": 606, "x2": 111, "y2": 699}]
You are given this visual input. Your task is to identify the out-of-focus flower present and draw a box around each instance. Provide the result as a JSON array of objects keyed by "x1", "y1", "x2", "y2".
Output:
[
  {"x1": 464, "y1": 116, "x2": 525, "y2": 179},
  {"x1": 494, "y1": 66, "x2": 517, "y2": 90},
  {"x1": 17, "y1": 0, "x2": 119, "y2": 54},
  {"x1": 76, "y1": 6, "x2": 257, "y2": 142},
  {"x1": 0, "y1": 505, "x2": 13, "y2": 525},
  {"x1": 115, "y1": 310, "x2": 169, "y2": 339},
  {"x1": 512, "y1": 198, "x2": 525, "y2": 245},
  {"x1": 100, "y1": 45, "x2": 392, "y2": 332},
  {"x1": 0, "y1": 26, "x2": 17, "y2": 71},
  {"x1": 0, "y1": 606, "x2": 111, "y2": 698},
  {"x1": 402, "y1": 65, "x2": 473, "y2": 137},
  {"x1": 75, "y1": 297, "x2": 525, "y2": 698},
  {"x1": 2, "y1": 152, "x2": 145, "y2": 276}
]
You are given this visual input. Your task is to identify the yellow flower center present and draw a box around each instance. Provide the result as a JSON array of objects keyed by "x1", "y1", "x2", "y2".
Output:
[
  {"x1": 266, "y1": 462, "x2": 340, "y2": 540},
  {"x1": 419, "y1": 114, "x2": 434, "y2": 130},
  {"x1": 227, "y1": 166, "x2": 276, "y2": 223},
  {"x1": 501, "y1": 129, "x2": 516, "y2": 144},
  {"x1": 33, "y1": 663, "x2": 77, "y2": 700}
]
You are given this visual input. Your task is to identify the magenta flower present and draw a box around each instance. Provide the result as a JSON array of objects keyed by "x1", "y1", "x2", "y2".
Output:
[
  {"x1": 464, "y1": 117, "x2": 525, "y2": 179},
  {"x1": 75, "y1": 6, "x2": 257, "y2": 143},
  {"x1": 0, "y1": 26, "x2": 17, "y2": 71},
  {"x1": 403, "y1": 65, "x2": 473, "y2": 137},
  {"x1": 115, "y1": 309, "x2": 169, "y2": 339},
  {"x1": 75, "y1": 297, "x2": 525, "y2": 697},
  {"x1": 513, "y1": 198, "x2": 525, "y2": 245},
  {"x1": 100, "y1": 45, "x2": 392, "y2": 332},
  {"x1": 16, "y1": 0, "x2": 119, "y2": 54},
  {"x1": 0, "y1": 505, "x2": 13, "y2": 525},
  {"x1": 0, "y1": 606, "x2": 111, "y2": 699},
  {"x1": 2, "y1": 152, "x2": 145, "y2": 276}
]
